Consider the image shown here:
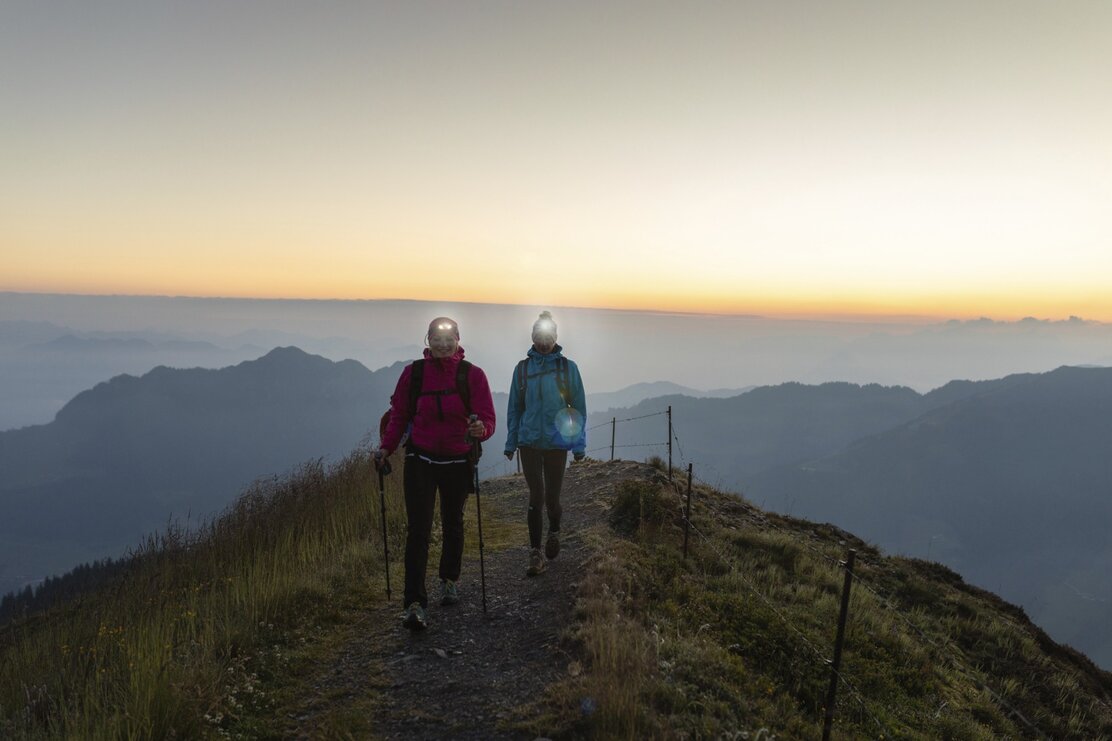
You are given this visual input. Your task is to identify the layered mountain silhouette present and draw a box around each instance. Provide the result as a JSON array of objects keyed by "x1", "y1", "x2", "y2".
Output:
[
  {"x1": 745, "y1": 366, "x2": 1112, "y2": 669},
  {"x1": 0, "y1": 320, "x2": 264, "y2": 431},
  {"x1": 586, "y1": 381, "x2": 754, "y2": 412},
  {"x1": 0, "y1": 347, "x2": 401, "y2": 596},
  {"x1": 4, "y1": 350, "x2": 1112, "y2": 670},
  {"x1": 581, "y1": 376, "x2": 1025, "y2": 483},
  {"x1": 576, "y1": 368, "x2": 1112, "y2": 668},
  {"x1": 2, "y1": 348, "x2": 725, "y2": 595}
]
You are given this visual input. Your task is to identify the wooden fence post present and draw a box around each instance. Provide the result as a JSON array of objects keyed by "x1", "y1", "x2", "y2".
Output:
[
  {"x1": 610, "y1": 417, "x2": 616, "y2": 461},
  {"x1": 823, "y1": 549, "x2": 856, "y2": 741}
]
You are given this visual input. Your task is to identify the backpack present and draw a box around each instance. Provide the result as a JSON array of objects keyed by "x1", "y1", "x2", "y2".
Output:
[
  {"x1": 514, "y1": 356, "x2": 572, "y2": 410},
  {"x1": 408, "y1": 358, "x2": 473, "y2": 422},
  {"x1": 379, "y1": 359, "x2": 480, "y2": 459}
]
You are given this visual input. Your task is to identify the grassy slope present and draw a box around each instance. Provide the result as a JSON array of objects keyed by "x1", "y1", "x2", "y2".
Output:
[
  {"x1": 526, "y1": 469, "x2": 1112, "y2": 739},
  {"x1": 0, "y1": 448, "x2": 524, "y2": 740},
  {"x1": 0, "y1": 452, "x2": 388, "y2": 738},
  {"x1": 3, "y1": 458, "x2": 1111, "y2": 739}
]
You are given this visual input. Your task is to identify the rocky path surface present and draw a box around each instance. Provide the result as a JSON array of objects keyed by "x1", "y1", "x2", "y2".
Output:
[{"x1": 293, "y1": 459, "x2": 659, "y2": 739}]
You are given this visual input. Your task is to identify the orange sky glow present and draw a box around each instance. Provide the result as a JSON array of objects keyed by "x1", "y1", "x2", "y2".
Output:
[{"x1": 3, "y1": 2, "x2": 1111, "y2": 323}]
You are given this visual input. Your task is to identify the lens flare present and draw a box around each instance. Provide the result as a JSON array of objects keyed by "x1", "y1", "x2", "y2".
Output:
[
  {"x1": 554, "y1": 407, "x2": 583, "y2": 443},
  {"x1": 533, "y1": 319, "x2": 556, "y2": 340}
]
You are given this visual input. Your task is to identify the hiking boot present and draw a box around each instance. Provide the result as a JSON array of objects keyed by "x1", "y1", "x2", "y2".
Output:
[
  {"x1": 545, "y1": 530, "x2": 561, "y2": 560},
  {"x1": 440, "y1": 579, "x2": 459, "y2": 606},
  {"x1": 402, "y1": 602, "x2": 428, "y2": 631},
  {"x1": 526, "y1": 547, "x2": 547, "y2": 577}
]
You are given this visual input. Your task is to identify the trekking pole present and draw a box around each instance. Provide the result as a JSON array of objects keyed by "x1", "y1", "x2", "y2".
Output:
[
  {"x1": 468, "y1": 414, "x2": 488, "y2": 615},
  {"x1": 374, "y1": 450, "x2": 393, "y2": 601}
]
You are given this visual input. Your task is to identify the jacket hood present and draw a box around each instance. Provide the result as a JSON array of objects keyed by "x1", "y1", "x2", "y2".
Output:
[
  {"x1": 423, "y1": 346, "x2": 466, "y2": 364},
  {"x1": 526, "y1": 343, "x2": 563, "y2": 361}
]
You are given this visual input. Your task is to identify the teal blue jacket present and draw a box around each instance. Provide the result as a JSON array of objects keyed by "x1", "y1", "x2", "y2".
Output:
[{"x1": 504, "y1": 345, "x2": 587, "y2": 454}]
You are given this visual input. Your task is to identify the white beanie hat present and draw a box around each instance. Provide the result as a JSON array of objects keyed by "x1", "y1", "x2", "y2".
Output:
[{"x1": 531, "y1": 311, "x2": 557, "y2": 341}]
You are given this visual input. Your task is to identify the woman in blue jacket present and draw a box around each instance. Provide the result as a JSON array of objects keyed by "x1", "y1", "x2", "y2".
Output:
[{"x1": 504, "y1": 311, "x2": 587, "y2": 576}]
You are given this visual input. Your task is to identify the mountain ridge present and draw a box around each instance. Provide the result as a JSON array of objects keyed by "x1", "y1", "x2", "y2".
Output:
[
  {"x1": 0, "y1": 347, "x2": 400, "y2": 597},
  {"x1": 3, "y1": 457, "x2": 1110, "y2": 737},
  {"x1": 747, "y1": 364, "x2": 1112, "y2": 669}
]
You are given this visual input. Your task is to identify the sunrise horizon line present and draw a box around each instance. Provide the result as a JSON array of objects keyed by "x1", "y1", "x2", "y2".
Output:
[{"x1": 3, "y1": 288, "x2": 1107, "y2": 326}]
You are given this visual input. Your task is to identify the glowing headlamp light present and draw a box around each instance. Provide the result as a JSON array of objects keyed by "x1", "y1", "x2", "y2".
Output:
[
  {"x1": 534, "y1": 320, "x2": 556, "y2": 336},
  {"x1": 435, "y1": 323, "x2": 455, "y2": 332}
]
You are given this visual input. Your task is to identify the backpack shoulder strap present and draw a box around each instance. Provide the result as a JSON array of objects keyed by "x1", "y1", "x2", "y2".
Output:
[
  {"x1": 455, "y1": 360, "x2": 473, "y2": 414},
  {"x1": 407, "y1": 359, "x2": 425, "y2": 420},
  {"x1": 515, "y1": 358, "x2": 529, "y2": 407},
  {"x1": 556, "y1": 356, "x2": 572, "y2": 407}
]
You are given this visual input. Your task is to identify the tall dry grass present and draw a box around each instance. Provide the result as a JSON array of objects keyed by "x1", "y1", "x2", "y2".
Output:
[{"x1": 0, "y1": 450, "x2": 405, "y2": 738}]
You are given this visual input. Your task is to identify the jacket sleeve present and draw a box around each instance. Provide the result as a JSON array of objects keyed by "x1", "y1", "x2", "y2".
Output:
[
  {"x1": 570, "y1": 360, "x2": 587, "y2": 455},
  {"x1": 468, "y1": 365, "x2": 497, "y2": 443},
  {"x1": 380, "y1": 364, "x2": 413, "y2": 456},
  {"x1": 504, "y1": 362, "x2": 522, "y2": 453}
]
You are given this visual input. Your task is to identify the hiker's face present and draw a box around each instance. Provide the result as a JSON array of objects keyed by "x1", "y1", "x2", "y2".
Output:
[
  {"x1": 428, "y1": 329, "x2": 458, "y2": 358},
  {"x1": 533, "y1": 334, "x2": 556, "y2": 354}
]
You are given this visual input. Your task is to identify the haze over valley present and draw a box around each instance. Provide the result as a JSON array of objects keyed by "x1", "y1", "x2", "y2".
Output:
[
  {"x1": 3, "y1": 293, "x2": 1112, "y2": 671},
  {"x1": 5, "y1": 292, "x2": 1112, "y2": 430}
]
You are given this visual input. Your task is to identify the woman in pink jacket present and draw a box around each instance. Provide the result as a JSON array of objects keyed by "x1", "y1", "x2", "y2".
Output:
[{"x1": 374, "y1": 317, "x2": 496, "y2": 630}]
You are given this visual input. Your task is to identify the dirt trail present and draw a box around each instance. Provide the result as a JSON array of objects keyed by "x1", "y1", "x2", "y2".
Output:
[{"x1": 293, "y1": 459, "x2": 660, "y2": 739}]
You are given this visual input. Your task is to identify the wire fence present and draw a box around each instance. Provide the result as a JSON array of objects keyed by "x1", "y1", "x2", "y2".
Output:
[
  {"x1": 684, "y1": 515, "x2": 892, "y2": 737},
  {"x1": 682, "y1": 416, "x2": 1068, "y2": 735},
  {"x1": 585, "y1": 409, "x2": 671, "y2": 464},
  {"x1": 467, "y1": 399, "x2": 1097, "y2": 735},
  {"x1": 695, "y1": 484, "x2": 1053, "y2": 729},
  {"x1": 576, "y1": 404, "x2": 1059, "y2": 739}
]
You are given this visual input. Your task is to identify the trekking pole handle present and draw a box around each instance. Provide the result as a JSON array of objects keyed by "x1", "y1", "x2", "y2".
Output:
[
  {"x1": 374, "y1": 449, "x2": 392, "y2": 475},
  {"x1": 466, "y1": 413, "x2": 479, "y2": 444}
]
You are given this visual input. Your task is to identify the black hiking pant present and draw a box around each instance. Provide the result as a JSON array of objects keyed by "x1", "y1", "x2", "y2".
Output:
[
  {"x1": 519, "y1": 447, "x2": 567, "y2": 549},
  {"x1": 403, "y1": 449, "x2": 472, "y2": 609}
]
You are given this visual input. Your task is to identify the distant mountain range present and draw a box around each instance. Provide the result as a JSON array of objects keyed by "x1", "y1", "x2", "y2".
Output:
[
  {"x1": 573, "y1": 369, "x2": 1112, "y2": 668},
  {"x1": 0, "y1": 348, "x2": 739, "y2": 597},
  {"x1": 0, "y1": 320, "x2": 265, "y2": 431},
  {"x1": 4, "y1": 347, "x2": 1112, "y2": 669},
  {"x1": 746, "y1": 366, "x2": 1112, "y2": 669},
  {"x1": 586, "y1": 381, "x2": 753, "y2": 412},
  {"x1": 0, "y1": 347, "x2": 402, "y2": 597},
  {"x1": 578, "y1": 375, "x2": 1024, "y2": 483}
]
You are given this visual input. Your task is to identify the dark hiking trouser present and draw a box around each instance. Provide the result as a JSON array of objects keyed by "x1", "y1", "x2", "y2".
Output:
[
  {"x1": 519, "y1": 446, "x2": 567, "y2": 549},
  {"x1": 403, "y1": 451, "x2": 472, "y2": 609}
]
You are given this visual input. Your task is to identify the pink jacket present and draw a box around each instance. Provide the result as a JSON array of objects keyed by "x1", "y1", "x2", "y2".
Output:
[{"x1": 380, "y1": 347, "x2": 496, "y2": 457}]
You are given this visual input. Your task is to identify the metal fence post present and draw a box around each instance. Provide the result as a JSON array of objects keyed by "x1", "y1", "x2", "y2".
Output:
[{"x1": 823, "y1": 549, "x2": 856, "y2": 741}]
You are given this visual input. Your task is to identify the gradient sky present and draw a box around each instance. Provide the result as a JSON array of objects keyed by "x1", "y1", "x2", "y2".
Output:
[{"x1": 3, "y1": 1, "x2": 1111, "y2": 319}]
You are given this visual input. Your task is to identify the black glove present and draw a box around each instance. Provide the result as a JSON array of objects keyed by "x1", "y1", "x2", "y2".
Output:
[
  {"x1": 573, "y1": 452, "x2": 585, "y2": 463},
  {"x1": 504, "y1": 451, "x2": 515, "y2": 461}
]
